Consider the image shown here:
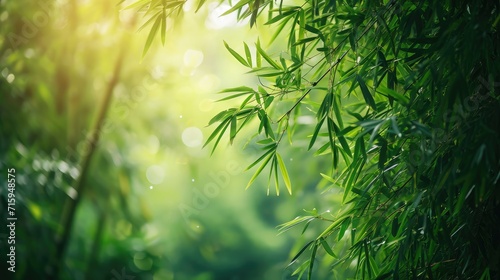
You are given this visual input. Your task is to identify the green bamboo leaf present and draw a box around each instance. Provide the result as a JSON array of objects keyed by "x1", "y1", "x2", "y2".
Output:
[
  {"x1": 160, "y1": 11, "x2": 166, "y2": 45},
  {"x1": 320, "y1": 173, "x2": 336, "y2": 183},
  {"x1": 265, "y1": 9, "x2": 297, "y2": 25},
  {"x1": 219, "y1": 86, "x2": 254, "y2": 93},
  {"x1": 164, "y1": 1, "x2": 185, "y2": 9},
  {"x1": 376, "y1": 87, "x2": 409, "y2": 106},
  {"x1": 246, "y1": 152, "x2": 274, "y2": 189},
  {"x1": 256, "y1": 40, "x2": 282, "y2": 69},
  {"x1": 308, "y1": 117, "x2": 325, "y2": 150},
  {"x1": 208, "y1": 119, "x2": 232, "y2": 155},
  {"x1": 243, "y1": 42, "x2": 252, "y2": 67},
  {"x1": 304, "y1": 24, "x2": 321, "y2": 35},
  {"x1": 276, "y1": 153, "x2": 292, "y2": 195},
  {"x1": 338, "y1": 217, "x2": 351, "y2": 241},
  {"x1": 221, "y1": 0, "x2": 252, "y2": 16},
  {"x1": 250, "y1": 0, "x2": 260, "y2": 27},
  {"x1": 349, "y1": 31, "x2": 356, "y2": 52},
  {"x1": 327, "y1": 117, "x2": 338, "y2": 168},
  {"x1": 224, "y1": 41, "x2": 250, "y2": 67},
  {"x1": 257, "y1": 138, "x2": 275, "y2": 145},
  {"x1": 332, "y1": 120, "x2": 352, "y2": 157},
  {"x1": 318, "y1": 217, "x2": 347, "y2": 239},
  {"x1": 264, "y1": 95, "x2": 274, "y2": 108},
  {"x1": 207, "y1": 109, "x2": 236, "y2": 126},
  {"x1": 308, "y1": 241, "x2": 318, "y2": 280},
  {"x1": 195, "y1": 0, "x2": 207, "y2": 12},
  {"x1": 291, "y1": 260, "x2": 310, "y2": 276},
  {"x1": 378, "y1": 140, "x2": 387, "y2": 170},
  {"x1": 230, "y1": 116, "x2": 237, "y2": 144},
  {"x1": 122, "y1": 0, "x2": 150, "y2": 10},
  {"x1": 272, "y1": 154, "x2": 279, "y2": 195},
  {"x1": 314, "y1": 142, "x2": 330, "y2": 156},
  {"x1": 216, "y1": 92, "x2": 251, "y2": 102},
  {"x1": 319, "y1": 237, "x2": 337, "y2": 258},
  {"x1": 301, "y1": 219, "x2": 312, "y2": 235},
  {"x1": 377, "y1": 50, "x2": 388, "y2": 68},
  {"x1": 287, "y1": 240, "x2": 314, "y2": 267},
  {"x1": 278, "y1": 216, "x2": 315, "y2": 234},
  {"x1": 390, "y1": 116, "x2": 402, "y2": 137},
  {"x1": 246, "y1": 145, "x2": 276, "y2": 170},
  {"x1": 256, "y1": 43, "x2": 262, "y2": 67},
  {"x1": 391, "y1": 217, "x2": 399, "y2": 237},
  {"x1": 356, "y1": 74, "x2": 377, "y2": 110},
  {"x1": 142, "y1": 13, "x2": 162, "y2": 56}
]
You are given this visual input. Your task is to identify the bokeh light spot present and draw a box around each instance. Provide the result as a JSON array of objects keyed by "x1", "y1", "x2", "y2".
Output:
[
  {"x1": 146, "y1": 165, "x2": 165, "y2": 184},
  {"x1": 183, "y1": 49, "x2": 204, "y2": 68},
  {"x1": 182, "y1": 127, "x2": 203, "y2": 148}
]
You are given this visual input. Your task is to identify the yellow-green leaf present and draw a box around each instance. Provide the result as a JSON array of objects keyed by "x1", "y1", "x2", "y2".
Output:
[{"x1": 276, "y1": 153, "x2": 292, "y2": 194}]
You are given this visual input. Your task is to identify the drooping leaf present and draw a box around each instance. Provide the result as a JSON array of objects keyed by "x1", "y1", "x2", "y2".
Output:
[
  {"x1": 224, "y1": 41, "x2": 250, "y2": 67},
  {"x1": 256, "y1": 39, "x2": 282, "y2": 70},
  {"x1": 143, "y1": 13, "x2": 162, "y2": 56},
  {"x1": 356, "y1": 74, "x2": 377, "y2": 110},
  {"x1": 276, "y1": 153, "x2": 292, "y2": 195}
]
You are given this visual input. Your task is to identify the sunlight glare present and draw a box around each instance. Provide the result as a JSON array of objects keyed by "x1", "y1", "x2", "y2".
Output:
[{"x1": 205, "y1": 3, "x2": 248, "y2": 29}]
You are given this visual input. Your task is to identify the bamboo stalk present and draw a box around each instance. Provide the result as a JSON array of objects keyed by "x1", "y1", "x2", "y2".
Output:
[{"x1": 53, "y1": 49, "x2": 124, "y2": 279}]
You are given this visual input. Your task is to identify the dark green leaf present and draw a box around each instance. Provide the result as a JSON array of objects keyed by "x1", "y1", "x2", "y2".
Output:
[{"x1": 356, "y1": 74, "x2": 377, "y2": 110}]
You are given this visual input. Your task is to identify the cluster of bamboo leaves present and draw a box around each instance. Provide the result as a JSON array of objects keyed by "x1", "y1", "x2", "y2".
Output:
[{"x1": 133, "y1": 0, "x2": 500, "y2": 279}]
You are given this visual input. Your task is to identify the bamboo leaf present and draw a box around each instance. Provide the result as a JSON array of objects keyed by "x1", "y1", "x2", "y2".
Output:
[
  {"x1": 230, "y1": 116, "x2": 237, "y2": 144},
  {"x1": 308, "y1": 241, "x2": 318, "y2": 280},
  {"x1": 291, "y1": 260, "x2": 310, "y2": 277},
  {"x1": 273, "y1": 154, "x2": 279, "y2": 195},
  {"x1": 195, "y1": 0, "x2": 207, "y2": 12},
  {"x1": 265, "y1": 9, "x2": 297, "y2": 25},
  {"x1": 246, "y1": 152, "x2": 274, "y2": 189},
  {"x1": 376, "y1": 87, "x2": 409, "y2": 106},
  {"x1": 277, "y1": 153, "x2": 292, "y2": 195},
  {"x1": 256, "y1": 39, "x2": 282, "y2": 69},
  {"x1": 122, "y1": 0, "x2": 150, "y2": 10},
  {"x1": 143, "y1": 13, "x2": 162, "y2": 56},
  {"x1": 288, "y1": 240, "x2": 314, "y2": 267},
  {"x1": 204, "y1": 117, "x2": 230, "y2": 147},
  {"x1": 308, "y1": 117, "x2": 325, "y2": 150},
  {"x1": 221, "y1": 0, "x2": 252, "y2": 16},
  {"x1": 378, "y1": 140, "x2": 387, "y2": 170},
  {"x1": 160, "y1": 11, "x2": 166, "y2": 45},
  {"x1": 356, "y1": 74, "x2": 377, "y2": 110},
  {"x1": 319, "y1": 237, "x2": 337, "y2": 258},
  {"x1": 246, "y1": 145, "x2": 276, "y2": 170},
  {"x1": 250, "y1": 0, "x2": 260, "y2": 27},
  {"x1": 243, "y1": 42, "x2": 252, "y2": 67},
  {"x1": 219, "y1": 86, "x2": 255, "y2": 93},
  {"x1": 224, "y1": 41, "x2": 250, "y2": 67}
]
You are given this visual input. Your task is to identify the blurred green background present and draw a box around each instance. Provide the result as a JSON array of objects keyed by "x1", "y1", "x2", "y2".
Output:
[{"x1": 0, "y1": 0, "x2": 339, "y2": 279}]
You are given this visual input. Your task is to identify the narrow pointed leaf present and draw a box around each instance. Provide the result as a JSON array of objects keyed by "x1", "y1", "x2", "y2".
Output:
[
  {"x1": 277, "y1": 153, "x2": 292, "y2": 194},
  {"x1": 143, "y1": 14, "x2": 162, "y2": 56},
  {"x1": 356, "y1": 74, "x2": 377, "y2": 110},
  {"x1": 319, "y1": 237, "x2": 337, "y2": 258},
  {"x1": 256, "y1": 40, "x2": 282, "y2": 69},
  {"x1": 246, "y1": 152, "x2": 273, "y2": 189},
  {"x1": 224, "y1": 41, "x2": 250, "y2": 67}
]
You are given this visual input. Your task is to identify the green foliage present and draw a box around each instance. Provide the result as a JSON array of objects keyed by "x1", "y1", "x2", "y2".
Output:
[{"x1": 104, "y1": 0, "x2": 500, "y2": 278}]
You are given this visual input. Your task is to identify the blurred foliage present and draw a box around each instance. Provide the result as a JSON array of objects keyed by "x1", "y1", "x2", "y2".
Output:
[
  {"x1": 135, "y1": 0, "x2": 500, "y2": 279},
  {"x1": 0, "y1": 0, "x2": 323, "y2": 279}
]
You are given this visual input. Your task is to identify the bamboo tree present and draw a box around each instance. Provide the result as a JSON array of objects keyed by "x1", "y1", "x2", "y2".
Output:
[{"x1": 134, "y1": 0, "x2": 500, "y2": 278}]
